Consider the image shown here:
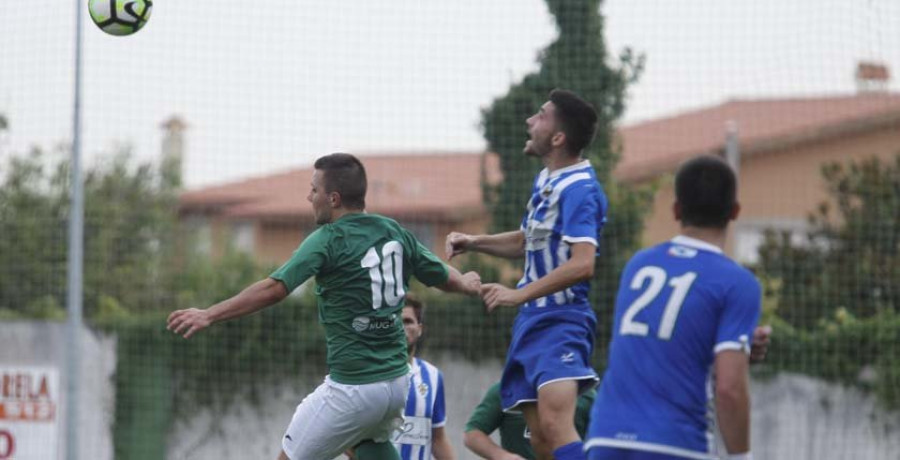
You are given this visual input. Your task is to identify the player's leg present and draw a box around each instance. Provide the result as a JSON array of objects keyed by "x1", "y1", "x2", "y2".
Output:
[
  {"x1": 527, "y1": 308, "x2": 597, "y2": 460},
  {"x1": 354, "y1": 439, "x2": 401, "y2": 460},
  {"x1": 280, "y1": 379, "x2": 356, "y2": 459},
  {"x1": 281, "y1": 374, "x2": 407, "y2": 459},
  {"x1": 521, "y1": 403, "x2": 551, "y2": 459},
  {"x1": 536, "y1": 379, "x2": 583, "y2": 459}
]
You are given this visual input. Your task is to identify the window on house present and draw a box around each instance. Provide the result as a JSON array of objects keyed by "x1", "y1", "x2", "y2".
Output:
[
  {"x1": 183, "y1": 215, "x2": 212, "y2": 256},
  {"x1": 733, "y1": 218, "x2": 809, "y2": 264},
  {"x1": 231, "y1": 221, "x2": 255, "y2": 254}
]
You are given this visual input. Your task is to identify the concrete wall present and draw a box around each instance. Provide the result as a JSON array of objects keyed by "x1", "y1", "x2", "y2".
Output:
[
  {"x1": 0, "y1": 322, "x2": 116, "y2": 460},
  {"x1": 166, "y1": 354, "x2": 900, "y2": 460},
  {"x1": 2, "y1": 323, "x2": 897, "y2": 459}
]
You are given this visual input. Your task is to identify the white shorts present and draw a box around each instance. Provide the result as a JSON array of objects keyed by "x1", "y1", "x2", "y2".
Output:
[{"x1": 281, "y1": 373, "x2": 410, "y2": 460}]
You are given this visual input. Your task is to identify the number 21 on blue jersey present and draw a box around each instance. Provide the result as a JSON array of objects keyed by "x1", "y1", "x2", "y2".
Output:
[{"x1": 620, "y1": 266, "x2": 697, "y2": 340}]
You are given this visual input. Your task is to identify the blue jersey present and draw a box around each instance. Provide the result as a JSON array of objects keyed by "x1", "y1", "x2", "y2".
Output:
[
  {"x1": 587, "y1": 236, "x2": 761, "y2": 459},
  {"x1": 518, "y1": 160, "x2": 608, "y2": 308},
  {"x1": 392, "y1": 358, "x2": 446, "y2": 460}
]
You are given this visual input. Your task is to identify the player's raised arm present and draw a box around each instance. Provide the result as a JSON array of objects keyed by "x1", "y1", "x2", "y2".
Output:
[
  {"x1": 445, "y1": 230, "x2": 525, "y2": 260},
  {"x1": 166, "y1": 277, "x2": 288, "y2": 339}
]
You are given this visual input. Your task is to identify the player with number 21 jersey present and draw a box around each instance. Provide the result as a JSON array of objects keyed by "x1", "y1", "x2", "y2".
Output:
[{"x1": 587, "y1": 236, "x2": 760, "y2": 459}]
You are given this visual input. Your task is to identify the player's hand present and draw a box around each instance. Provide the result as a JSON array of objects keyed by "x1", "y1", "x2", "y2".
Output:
[
  {"x1": 461, "y1": 271, "x2": 482, "y2": 296},
  {"x1": 481, "y1": 283, "x2": 523, "y2": 312},
  {"x1": 166, "y1": 308, "x2": 212, "y2": 339},
  {"x1": 445, "y1": 232, "x2": 474, "y2": 260},
  {"x1": 750, "y1": 325, "x2": 772, "y2": 363}
]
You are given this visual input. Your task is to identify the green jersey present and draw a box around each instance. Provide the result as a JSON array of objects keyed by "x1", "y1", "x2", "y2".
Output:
[
  {"x1": 270, "y1": 213, "x2": 449, "y2": 385},
  {"x1": 464, "y1": 383, "x2": 595, "y2": 459}
]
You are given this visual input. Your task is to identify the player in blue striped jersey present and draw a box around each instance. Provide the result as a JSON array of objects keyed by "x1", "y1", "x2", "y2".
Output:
[
  {"x1": 586, "y1": 155, "x2": 760, "y2": 460},
  {"x1": 447, "y1": 90, "x2": 606, "y2": 460},
  {"x1": 392, "y1": 296, "x2": 454, "y2": 460}
]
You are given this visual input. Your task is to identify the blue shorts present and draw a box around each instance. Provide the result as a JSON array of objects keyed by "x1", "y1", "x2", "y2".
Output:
[
  {"x1": 588, "y1": 447, "x2": 685, "y2": 460},
  {"x1": 500, "y1": 304, "x2": 598, "y2": 411}
]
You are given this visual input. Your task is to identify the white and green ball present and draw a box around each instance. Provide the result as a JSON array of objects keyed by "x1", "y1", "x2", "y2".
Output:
[{"x1": 88, "y1": 0, "x2": 152, "y2": 36}]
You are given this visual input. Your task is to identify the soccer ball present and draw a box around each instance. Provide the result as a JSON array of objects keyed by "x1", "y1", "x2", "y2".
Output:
[{"x1": 88, "y1": 0, "x2": 153, "y2": 36}]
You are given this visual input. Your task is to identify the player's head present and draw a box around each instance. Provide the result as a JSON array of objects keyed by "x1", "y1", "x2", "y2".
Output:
[
  {"x1": 309, "y1": 153, "x2": 367, "y2": 224},
  {"x1": 674, "y1": 155, "x2": 739, "y2": 229},
  {"x1": 524, "y1": 89, "x2": 598, "y2": 158},
  {"x1": 402, "y1": 294, "x2": 425, "y2": 353}
]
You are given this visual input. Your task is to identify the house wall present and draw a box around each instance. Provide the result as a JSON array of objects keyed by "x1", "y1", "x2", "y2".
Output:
[
  {"x1": 635, "y1": 124, "x2": 900, "y2": 261},
  {"x1": 256, "y1": 221, "x2": 308, "y2": 266}
]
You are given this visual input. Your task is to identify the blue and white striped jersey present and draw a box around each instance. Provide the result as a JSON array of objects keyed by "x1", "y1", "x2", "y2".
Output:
[
  {"x1": 517, "y1": 160, "x2": 608, "y2": 308},
  {"x1": 392, "y1": 358, "x2": 446, "y2": 460}
]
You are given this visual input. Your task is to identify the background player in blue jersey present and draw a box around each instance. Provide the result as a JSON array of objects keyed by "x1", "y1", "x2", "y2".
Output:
[
  {"x1": 392, "y1": 295, "x2": 455, "y2": 460},
  {"x1": 447, "y1": 89, "x2": 606, "y2": 460},
  {"x1": 586, "y1": 155, "x2": 761, "y2": 460}
]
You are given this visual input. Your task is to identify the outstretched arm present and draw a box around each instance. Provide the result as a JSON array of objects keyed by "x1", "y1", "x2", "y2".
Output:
[
  {"x1": 446, "y1": 231, "x2": 525, "y2": 260},
  {"x1": 436, "y1": 264, "x2": 481, "y2": 296},
  {"x1": 167, "y1": 278, "x2": 289, "y2": 339}
]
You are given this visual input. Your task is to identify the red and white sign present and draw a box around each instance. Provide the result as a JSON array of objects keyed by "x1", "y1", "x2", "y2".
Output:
[{"x1": 0, "y1": 367, "x2": 59, "y2": 460}]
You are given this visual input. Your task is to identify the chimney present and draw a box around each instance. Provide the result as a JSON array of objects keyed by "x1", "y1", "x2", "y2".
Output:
[
  {"x1": 855, "y1": 61, "x2": 890, "y2": 93},
  {"x1": 160, "y1": 115, "x2": 187, "y2": 188}
]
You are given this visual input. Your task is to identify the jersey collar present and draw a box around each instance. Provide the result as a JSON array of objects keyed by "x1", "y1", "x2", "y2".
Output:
[
  {"x1": 408, "y1": 357, "x2": 422, "y2": 375},
  {"x1": 546, "y1": 159, "x2": 592, "y2": 179},
  {"x1": 671, "y1": 235, "x2": 723, "y2": 254}
]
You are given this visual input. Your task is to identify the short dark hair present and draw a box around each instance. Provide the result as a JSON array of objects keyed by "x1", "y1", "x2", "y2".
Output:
[
  {"x1": 313, "y1": 153, "x2": 367, "y2": 210},
  {"x1": 549, "y1": 89, "x2": 599, "y2": 156},
  {"x1": 404, "y1": 294, "x2": 424, "y2": 325},
  {"x1": 675, "y1": 155, "x2": 737, "y2": 229}
]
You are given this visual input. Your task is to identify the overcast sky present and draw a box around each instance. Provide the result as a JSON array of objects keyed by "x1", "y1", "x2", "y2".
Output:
[{"x1": 1, "y1": 0, "x2": 898, "y2": 187}]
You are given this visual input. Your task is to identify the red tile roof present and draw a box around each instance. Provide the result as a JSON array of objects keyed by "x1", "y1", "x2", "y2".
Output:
[
  {"x1": 180, "y1": 152, "x2": 501, "y2": 221},
  {"x1": 615, "y1": 93, "x2": 900, "y2": 182},
  {"x1": 181, "y1": 94, "x2": 900, "y2": 218}
]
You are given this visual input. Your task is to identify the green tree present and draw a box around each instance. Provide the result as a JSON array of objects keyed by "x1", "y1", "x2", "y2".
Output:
[
  {"x1": 754, "y1": 156, "x2": 900, "y2": 406},
  {"x1": 479, "y1": 0, "x2": 650, "y2": 348},
  {"x1": 0, "y1": 142, "x2": 182, "y2": 318},
  {"x1": 758, "y1": 155, "x2": 900, "y2": 329},
  {"x1": 0, "y1": 148, "x2": 69, "y2": 317}
]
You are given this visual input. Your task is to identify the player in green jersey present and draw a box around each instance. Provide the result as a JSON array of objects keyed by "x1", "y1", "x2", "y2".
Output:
[
  {"x1": 167, "y1": 153, "x2": 482, "y2": 460},
  {"x1": 464, "y1": 382, "x2": 595, "y2": 460}
]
